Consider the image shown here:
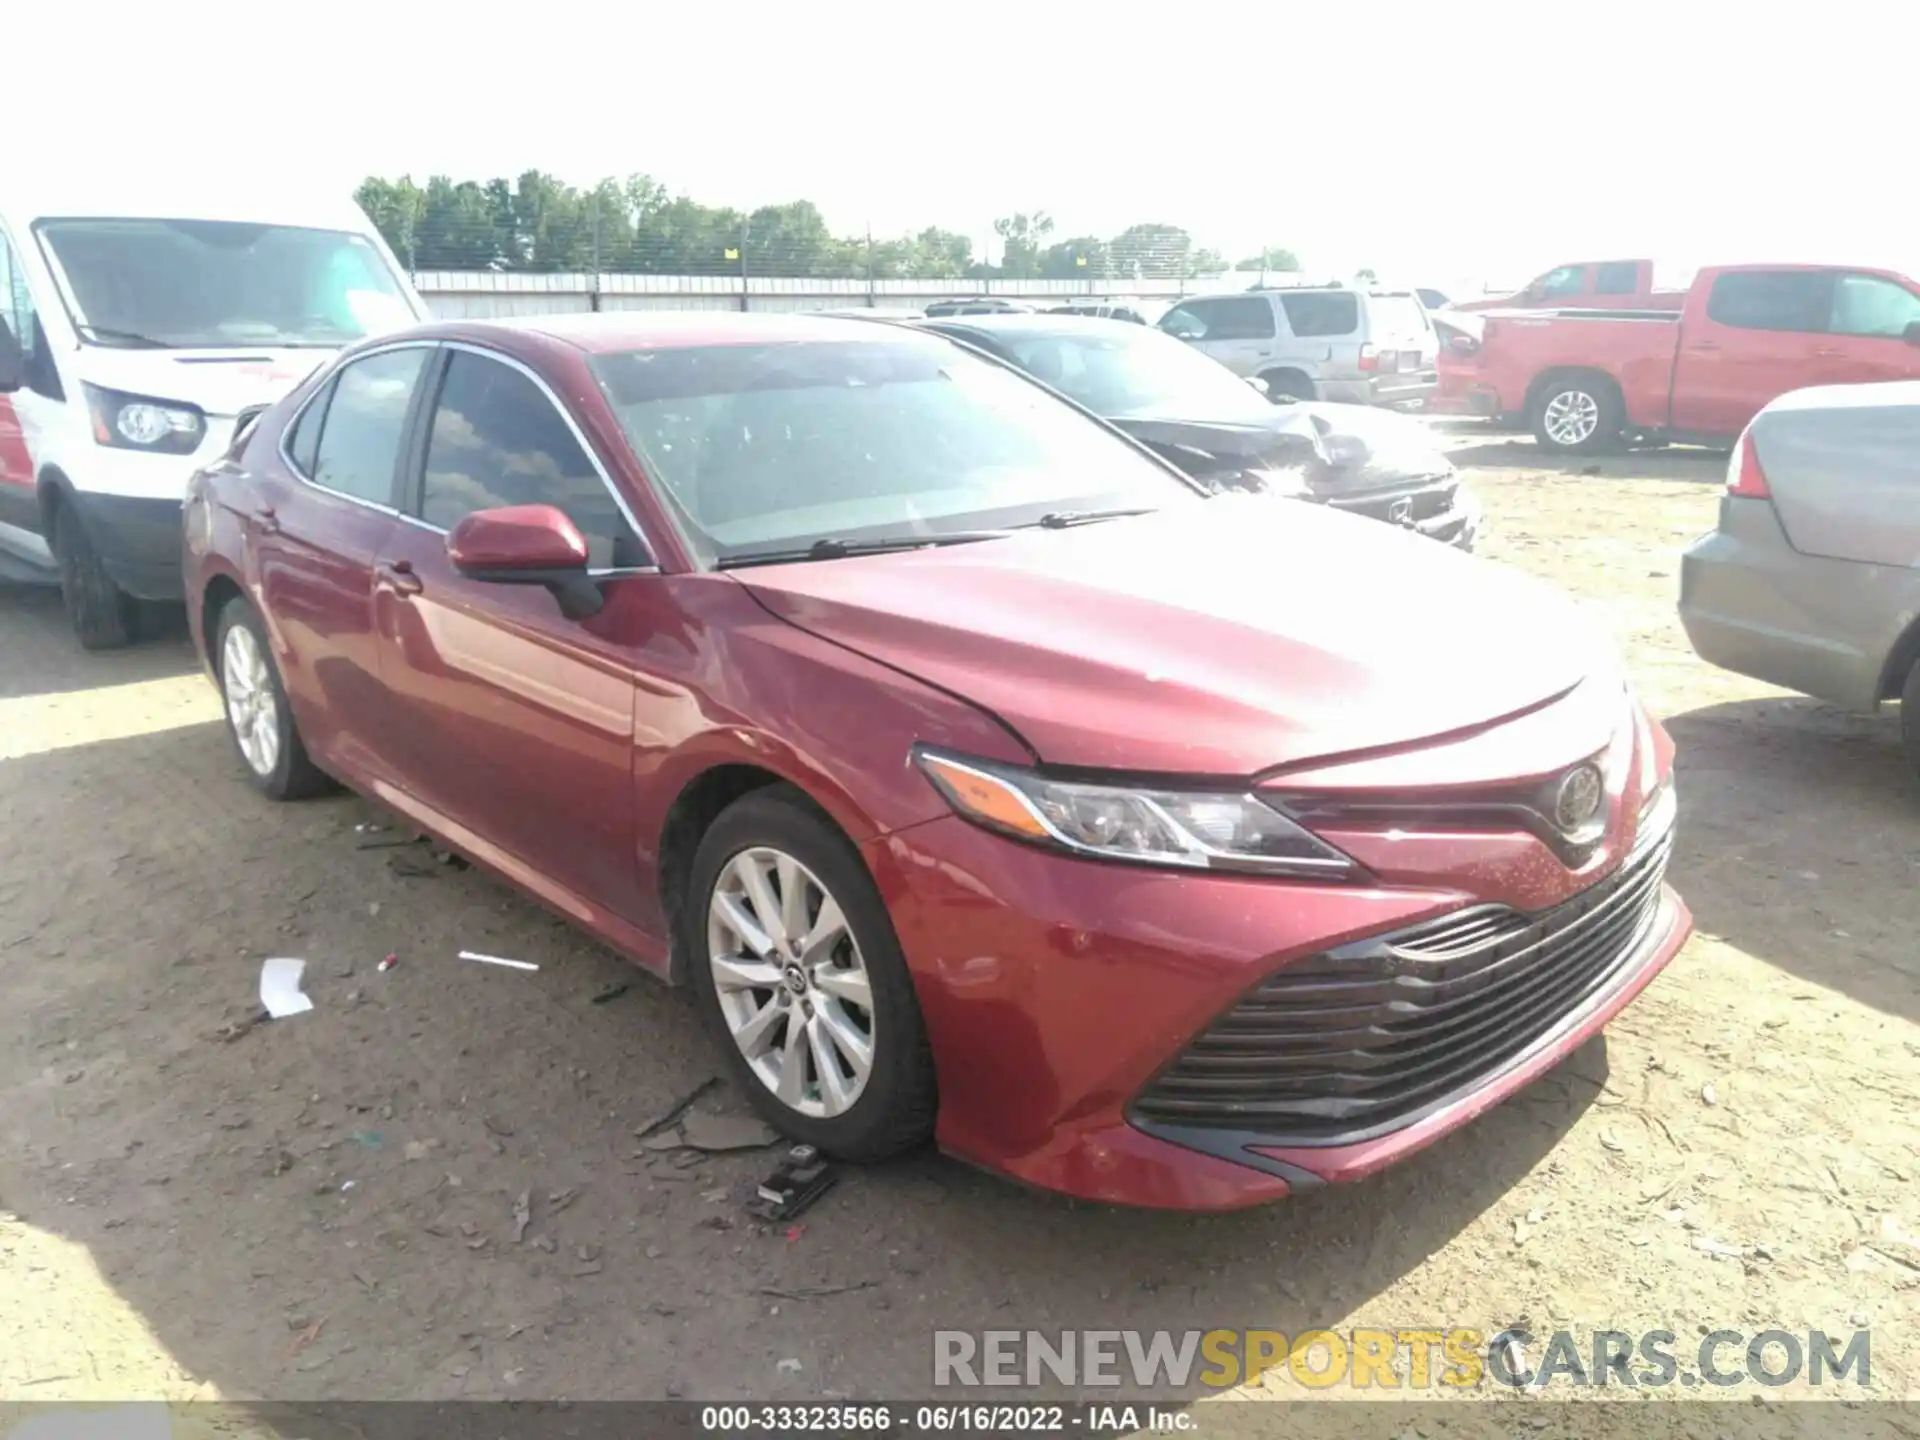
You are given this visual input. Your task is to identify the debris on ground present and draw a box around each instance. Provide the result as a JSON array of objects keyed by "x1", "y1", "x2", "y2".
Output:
[
  {"x1": 377, "y1": 954, "x2": 397, "y2": 974},
  {"x1": 548, "y1": 1186, "x2": 581, "y2": 1214},
  {"x1": 1702, "y1": 1082, "x2": 1719, "y2": 1107},
  {"x1": 776, "y1": 1358, "x2": 803, "y2": 1375},
  {"x1": 432, "y1": 850, "x2": 471, "y2": 870},
  {"x1": 388, "y1": 854, "x2": 440, "y2": 878},
  {"x1": 1693, "y1": 1236, "x2": 1744, "y2": 1258},
  {"x1": 349, "y1": 1131, "x2": 385, "y2": 1152},
  {"x1": 459, "y1": 950, "x2": 540, "y2": 972},
  {"x1": 633, "y1": 1077, "x2": 721, "y2": 1140},
  {"x1": 512, "y1": 1191, "x2": 532, "y2": 1244},
  {"x1": 282, "y1": 1316, "x2": 327, "y2": 1362},
  {"x1": 483, "y1": 1115, "x2": 515, "y2": 1138},
  {"x1": 589, "y1": 983, "x2": 631, "y2": 1005},
  {"x1": 759, "y1": 1281, "x2": 875, "y2": 1301},
  {"x1": 354, "y1": 837, "x2": 418, "y2": 852},
  {"x1": 259, "y1": 957, "x2": 314, "y2": 1019},
  {"x1": 681, "y1": 1111, "x2": 781, "y2": 1153},
  {"x1": 747, "y1": 1145, "x2": 837, "y2": 1221},
  {"x1": 404, "y1": 1140, "x2": 432, "y2": 1161}
]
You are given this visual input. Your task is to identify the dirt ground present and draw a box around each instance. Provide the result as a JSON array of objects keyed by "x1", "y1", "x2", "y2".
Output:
[{"x1": 2, "y1": 426, "x2": 1917, "y2": 1419}]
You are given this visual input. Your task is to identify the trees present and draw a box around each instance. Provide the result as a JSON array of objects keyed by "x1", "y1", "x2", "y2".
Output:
[
  {"x1": 354, "y1": 172, "x2": 1289, "y2": 283},
  {"x1": 1235, "y1": 246, "x2": 1302, "y2": 274}
]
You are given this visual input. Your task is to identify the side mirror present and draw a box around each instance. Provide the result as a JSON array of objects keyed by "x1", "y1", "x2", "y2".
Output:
[
  {"x1": 0, "y1": 318, "x2": 23, "y2": 394},
  {"x1": 1245, "y1": 375, "x2": 1270, "y2": 396},
  {"x1": 447, "y1": 504, "x2": 605, "y2": 620},
  {"x1": 1905, "y1": 320, "x2": 1920, "y2": 347}
]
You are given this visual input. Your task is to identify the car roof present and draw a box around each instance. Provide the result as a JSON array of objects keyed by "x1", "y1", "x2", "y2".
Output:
[
  {"x1": 919, "y1": 313, "x2": 1152, "y2": 338},
  {"x1": 407, "y1": 310, "x2": 950, "y2": 355},
  {"x1": 4, "y1": 184, "x2": 378, "y2": 232}
]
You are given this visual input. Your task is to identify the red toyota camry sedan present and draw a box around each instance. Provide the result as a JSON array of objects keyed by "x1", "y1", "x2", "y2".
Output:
[{"x1": 184, "y1": 313, "x2": 1691, "y2": 1211}]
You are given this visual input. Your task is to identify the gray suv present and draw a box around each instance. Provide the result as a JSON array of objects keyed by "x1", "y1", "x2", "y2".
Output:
[
  {"x1": 1158, "y1": 285, "x2": 1437, "y2": 407},
  {"x1": 1679, "y1": 380, "x2": 1920, "y2": 768}
]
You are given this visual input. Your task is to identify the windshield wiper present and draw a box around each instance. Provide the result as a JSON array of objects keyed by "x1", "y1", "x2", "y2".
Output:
[
  {"x1": 75, "y1": 324, "x2": 172, "y2": 349},
  {"x1": 1030, "y1": 507, "x2": 1159, "y2": 529},
  {"x1": 716, "y1": 530, "x2": 1013, "y2": 570}
]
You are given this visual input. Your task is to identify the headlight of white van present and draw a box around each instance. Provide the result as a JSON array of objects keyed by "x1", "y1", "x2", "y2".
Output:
[{"x1": 83, "y1": 383, "x2": 207, "y2": 456}]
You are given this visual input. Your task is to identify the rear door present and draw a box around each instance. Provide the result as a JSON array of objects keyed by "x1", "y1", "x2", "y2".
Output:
[
  {"x1": 250, "y1": 343, "x2": 427, "y2": 781},
  {"x1": 1668, "y1": 270, "x2": 1833, "y2": 437},
  {"x1": 1816, "y1": 272, "x2": 1920, "y2": 387},
  {"x1": 1159, "y1": 296, "x2": 1276, "y2": 376},
  {"x1": 1277, "y1": 291, "x2": 1361, "y2": 377},
  {"x1": 371, "y1": 344, "x2": 653, "y2": 923}
]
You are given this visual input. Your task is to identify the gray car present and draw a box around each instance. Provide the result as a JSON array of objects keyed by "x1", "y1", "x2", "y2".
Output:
[{"x1": 1679, "y1": 380, "x2": 1920, "y2": 766}]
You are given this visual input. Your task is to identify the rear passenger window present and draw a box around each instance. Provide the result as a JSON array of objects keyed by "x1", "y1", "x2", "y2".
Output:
[
  {"x1": 1705, "y1": 271, "x2": 1833, "y2": 333},
  {"x1": 309, "y1": 347, "x2": 425, "y2": 504},
  {"x1": 285, "y1": 387, "x2": 329, "y2": 476},
  {"x1": 419, "y1": 351, "x2": 647, "y2": 569},
  {"x1": 1594, "y1": 262, "x2": 1640, "y2": 295},
  {"x1": 1280, "y1": 291, "x2": 1359, "y2": 337},
  {"x1": 1827, "y1": 274, "x2": 1920, "y2": 338}
]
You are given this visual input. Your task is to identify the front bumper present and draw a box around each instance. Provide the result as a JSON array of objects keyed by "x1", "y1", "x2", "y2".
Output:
[
  {"x1": 1325, "y1": 477, "x2": 1480, "y2": 551},
  {"x1": 74, "y1": 492, "x2": 186, "y2": 601},
  {"x1": 867, "y1": 794, "x2": 1690, "y2": 1211}
]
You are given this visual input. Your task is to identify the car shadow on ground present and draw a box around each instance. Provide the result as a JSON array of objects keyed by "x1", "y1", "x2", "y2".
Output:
[
  {"x1": 0, "y1": 717, "x2": 1610, "y2": 1404},
  {"x1": 1442, "y1": 438, "x2": 1729, "y2": 483},
  {"x1": 0, "y1": 581, "x2": 197, "y2": 699},
  {"x1": 1665, "y1": 694, "x2": 1920, "y2": 1024}
]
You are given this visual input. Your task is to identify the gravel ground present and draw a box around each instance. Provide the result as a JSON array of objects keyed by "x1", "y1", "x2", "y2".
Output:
[{"x1": 1, "y1": 426, "x2": 1915, "y2": 1423}]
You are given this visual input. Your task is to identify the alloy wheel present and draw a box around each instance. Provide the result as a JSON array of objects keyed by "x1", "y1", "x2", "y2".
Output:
[
  {"x1": 1542, "y1": 389, "x2": 1600, "y2": 447},
  {"x1": 221, "y1": 625, "x2": 282, "y2": 778},
  {"x1": 706, "y1": 846, "x2": 876, "y2": 1119}
]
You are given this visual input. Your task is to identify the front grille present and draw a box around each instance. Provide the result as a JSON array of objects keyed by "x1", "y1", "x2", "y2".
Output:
[
  {"x1": 1337, "y1": 481, "x2": 1455, "y2": 523},
  {"x1": 1131, "y1": 814, "x2": 1675, "y2": 1143}
]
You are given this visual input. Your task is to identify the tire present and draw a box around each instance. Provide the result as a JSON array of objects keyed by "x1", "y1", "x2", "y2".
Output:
[
  {"x1": 1531, "y1": 374, "x2": 1623, "y2": 454},
  {"x1": 1260, "y1": 370, "x2": 1316, "y2": 402},
  {"x1": 214, "y1": 597, "x2": 332, "y2": 800},
  {"x1": 1901, "y1": 661, "x2": 1920, "y2": 781},
  {"x1": 51, "y1": 503, "x2": 139, "y2": 651},
  {"x1": 685, "y1": 786, "x2": 936, "y2": 1161}
]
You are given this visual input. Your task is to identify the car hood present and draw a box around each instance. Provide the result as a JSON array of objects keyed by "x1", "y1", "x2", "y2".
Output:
[
  {"x1": 76, "y1": 347, "x2": 337, "y2": 419},
  {"x1": 1113, "y1": 401, "x2": 1453, "y2": 499},
  {"x1": 739, "y1": 498, "x2": 1601, "y2": 775}
]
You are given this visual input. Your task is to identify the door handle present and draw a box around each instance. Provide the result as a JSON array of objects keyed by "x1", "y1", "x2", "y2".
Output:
[
  {"x1": 378, "y1": 559, "x2": 423, "y2": 596},
  {"x1": 1814, "y1": 346, "x2": 1842, "y2": 357},
  {"x1": 253, "y1": 505, "x2": 280, "y2": 536}
]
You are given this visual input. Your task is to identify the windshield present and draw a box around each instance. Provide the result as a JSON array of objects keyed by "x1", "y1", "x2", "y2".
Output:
[
  {"x1": 995, "y1": 326, "x2": 1278, "y2": 423},
  {"x1": 589, "y1": 335, "x2": 1200, "y2": 565},
  {"x1": 35, "y1": 218, "x2": 417, "y2": 349}
]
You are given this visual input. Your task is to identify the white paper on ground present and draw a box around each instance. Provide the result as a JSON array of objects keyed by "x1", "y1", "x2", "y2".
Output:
[{"x1": 260, "y1": 956, "x2": 314, "y2": 1018}]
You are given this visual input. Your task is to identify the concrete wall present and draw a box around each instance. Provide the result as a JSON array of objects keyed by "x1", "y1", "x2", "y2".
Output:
[{"x1": 412, "y1": 271, "x2": 1232, "y2": 319}]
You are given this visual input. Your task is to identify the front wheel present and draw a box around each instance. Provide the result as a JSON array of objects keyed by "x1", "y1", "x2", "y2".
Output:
[
  {"x1": 686, "y1": 787, "x2": 936, "y2": 1161},
  {"x1": 51, "y1": 504, "x2": 139, "y2": 650},
  {"x1": 1532, "y1": 377, "x2": 1623, "y2": 454}
]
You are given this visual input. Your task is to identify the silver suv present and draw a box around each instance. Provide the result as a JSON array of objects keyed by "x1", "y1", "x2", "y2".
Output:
[{"x1": 1158, "y1": 285, "x2": 1437, "y2": 407}]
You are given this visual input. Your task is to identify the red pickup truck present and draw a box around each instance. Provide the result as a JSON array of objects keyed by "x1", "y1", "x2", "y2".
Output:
[
  {"x1": 1433, "y1": 263, "x2": 1920, "y2": 452},
  {"x1": 1453, "y1": 259, "x2": 1685, "y2": 313}
]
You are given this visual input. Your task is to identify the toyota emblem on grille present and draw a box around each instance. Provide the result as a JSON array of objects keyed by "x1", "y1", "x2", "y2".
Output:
[
  {"x1": 1552, "y1": 763, "x2": 1605, "y2": 833},
  {"x1": 1387, "y1": 497, "x2": 1414, "y2": 526}
]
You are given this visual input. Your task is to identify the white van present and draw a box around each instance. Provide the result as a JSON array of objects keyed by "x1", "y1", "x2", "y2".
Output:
[
  {"x1": 1157, "y1": 284, "x2": 1437, "y2": 408},
  {"x1": 0, "y1": 190, "x2": 427, "y2": 647}
]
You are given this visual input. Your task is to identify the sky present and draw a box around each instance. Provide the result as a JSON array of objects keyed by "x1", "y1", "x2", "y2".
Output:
[{"x1": 15, "y1": 0, "x2": 1920, "y2": 293}]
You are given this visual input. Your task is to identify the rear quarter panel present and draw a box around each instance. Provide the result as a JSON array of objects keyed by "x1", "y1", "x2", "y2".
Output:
[{"x1": 1477, "y1": 311, "x2": 1682, "y2": 424}]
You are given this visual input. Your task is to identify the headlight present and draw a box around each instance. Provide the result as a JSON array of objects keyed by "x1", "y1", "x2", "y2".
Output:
[
  {"x1": 915, "y1": 749, "x2": 1360, "y2": 879},
  {"x1": 84, "y1": 383, "x2": 206, "y2": 455}
]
